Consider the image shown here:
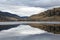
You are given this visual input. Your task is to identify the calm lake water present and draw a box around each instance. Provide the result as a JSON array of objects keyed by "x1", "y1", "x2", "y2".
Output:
[
  {"x1": 0, "y1": 21, "x2": 60, "y2": 25},
  {"x1": 0, "y1": 25, "x2": 60, "y2": 40}
]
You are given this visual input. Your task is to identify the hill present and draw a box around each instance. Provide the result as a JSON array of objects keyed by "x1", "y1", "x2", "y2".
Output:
[
  {"x1": 30, "y1": 7, "x2": 60, "y2": 21},
  {"x1": 0, "y1": 11, "x2": 21, "y2": 31},
  {"x1": 0, "y1": 11, "x2": 21, "y2": 21},
  {"x1": 29, "y1": 7, "x2": 60, "y2": 34}
]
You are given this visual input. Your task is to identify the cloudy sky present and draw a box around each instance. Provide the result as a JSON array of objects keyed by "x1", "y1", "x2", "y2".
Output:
[
  {"x1": 0, "y1": 0, "x2": 60, "y2": 16},
  {"x1": 0, "y1": 0, "x2": 60, "y2": 40}
]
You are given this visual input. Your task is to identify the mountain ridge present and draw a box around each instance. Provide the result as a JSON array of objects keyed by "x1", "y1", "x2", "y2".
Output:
[
  {"x1": 0, "y1": 11, "x2": 21, "y2": 30},
  {"x1": 0, "y1": 11, "x2": 21, "y2": 21},
  {"x1": 30, "y1": 7, "x2": 60, "y2": 21},
  {"x1": 29, "y1": 7, "x2": 60, "y2": 34}
]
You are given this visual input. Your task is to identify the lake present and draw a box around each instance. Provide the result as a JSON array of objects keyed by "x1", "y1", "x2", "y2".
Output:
[
  {"x1": 0, "y1": 25, "x2": 60, "y2": 40},
  {"x1": 0, "y1": 21, "x2": 60, "y2": 25}
]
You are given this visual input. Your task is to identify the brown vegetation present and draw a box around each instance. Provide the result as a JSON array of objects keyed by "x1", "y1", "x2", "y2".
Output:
[
  {"x1": 29, "y1": 7, "x2": 60, "y2": 34},
  {"x1": 30, "y1": 7, "x2": 60, "y2": 21}
]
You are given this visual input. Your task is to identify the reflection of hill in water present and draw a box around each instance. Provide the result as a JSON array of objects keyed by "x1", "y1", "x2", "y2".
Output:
[
  {"x1": 0, "y1": 25, "x2": 19, "y2": 31},
  {"x1": 0, "y1": 33, "x2": 60, "y2": 40},
  {"x1": 29, "y1": 24, "x2": 60, "y2": 34}
]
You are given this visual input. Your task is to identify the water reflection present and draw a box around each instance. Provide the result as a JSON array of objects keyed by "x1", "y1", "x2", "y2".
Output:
[
  {"x1": 0, "y1": 25, "x2": 46, "y2": 37},
  {"x1": 0, "y1": 25, "x2": 60, "y2": 40}
]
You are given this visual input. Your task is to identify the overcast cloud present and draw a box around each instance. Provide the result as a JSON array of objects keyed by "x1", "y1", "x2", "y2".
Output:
[
  {"x1": 0, "y1": 0, "x2": 60, "y2": 16},
  {"x1": 0, "y1": 0, "x2": 60, "y2": 8},
  {"x1": 0, "y1": 4, "x2": 46, "y2": 16}
]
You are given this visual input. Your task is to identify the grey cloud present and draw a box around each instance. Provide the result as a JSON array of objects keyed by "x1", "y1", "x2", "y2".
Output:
[
  {"x1": 0, "y1": 4, "x2": 45, "y2": 16},
  {"x1": 0, "y1": 0, "x2": 60, "y2": 8}
]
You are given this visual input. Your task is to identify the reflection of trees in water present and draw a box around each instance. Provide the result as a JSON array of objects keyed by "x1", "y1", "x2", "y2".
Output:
[{"x1": 29, "y1": 24, "x2": 60, "y2": 34}]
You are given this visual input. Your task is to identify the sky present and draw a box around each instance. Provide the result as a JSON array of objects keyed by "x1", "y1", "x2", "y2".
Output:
[
  {"x1": 0, "y1": 5, "x2": 45, "y2": 16},
  {"x1": 0, "y1": 0, "x2": 60, "y2": 16},
  {"x1": 0, "y1": 0, "x2": 60, "y2": 40}
]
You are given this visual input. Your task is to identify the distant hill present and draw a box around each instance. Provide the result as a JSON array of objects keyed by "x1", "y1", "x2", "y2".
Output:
[
  {"x1": 30, "y1": 7, "x2": 60, "y2": 21},
  {"x1": 0, "y1": 11, "x2": 21, "y2": 31},
  {"x1": 0, "y1": 11, "x2": 21, "y2": 21},
  {"x1": 19, "y1": 16, "x2": 30, "y2": 21},
  {"x1": 20, "y1": 16, "x2": 28, "y2": 18}
]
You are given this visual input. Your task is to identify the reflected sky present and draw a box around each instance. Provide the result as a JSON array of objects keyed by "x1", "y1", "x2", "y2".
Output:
[
  {"x1": 0, "y1": 25, "x2": 46, "y2": 37},
  {"x1": 0, "y1": 25, "x2": 60, "y2": 40}
]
